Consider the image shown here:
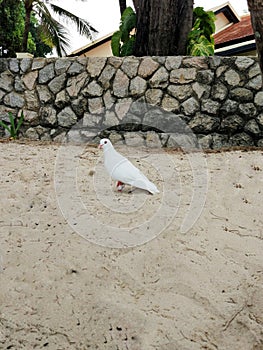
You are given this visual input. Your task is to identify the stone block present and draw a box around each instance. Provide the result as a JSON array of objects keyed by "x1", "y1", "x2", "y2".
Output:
[
  {"x1": 138, "y1": 57, "x2": 159, "y2": 77},
  {"x1": 38, "y1": 63, "x2": 55, "y2": 83},
  {"x1": 244, "y1": 119, "x2": 261, "y2": 135},
  {"x1": 37, "y1": 85, "x2": 53, "y2": 104},
  {"x1": 57, "y1": 107, "x2": 77, "y2": 127},
  {"x1": 167, "y1": 85, "x2": 192, "y2": 101},
  {"x1": 229, "y1": 132, "x2": 254, "y2": 146},
  {"x1": 170, "y1": 68, "x2": 197, "y2": 84},
  {"x1": 188, "y1": 113, "x2": 220, "y2": 133},
  {"x1": 87, "y1": 57, "x2": 106, "y2": 77},
  {"x1": 201, "y1": 99, "x2": 220, "y2": 115},
  {"x1": 161, "y1": 95, "x2": 180, "y2": 112},
  {"x1": 255, "y1": 91, "x2": 263, "y2": 106},
  {"x1": 98, "y1": 65, "x2": 116, "y2": 89},
  {"x1": 238, "y1": 103, "x2": 257, "y2": 118},
  {"x1": 229, "y1": 88, "x2": 253, "y2": 102},
  {"x1": 145, "y1": 89, "x2": 163, "y2": 105},
  {"x1": 48, "y1": 73, "x2": 67, "y2": 94},
  {"x1": 22, "y1": 71, "x2": 38, "y2": 91},
  {"x1": 149, "y1": 67, "x2": 169, "y2": 88},
  {"x1": 224, "y1": 69, "x2": 241, "y2": 86},
  {"x1": 165, "y1": 56, "x2": 182, "y2": 70},
  {"x1": 121, "y1": 57, "x2": 140, "y2": 78},
  {"x1": 235, "y1": 57, "x2": 254, "y2": 70},
  {"x1": 68, "y1": 61, "x2": 84, "y2": 75},
  {"x1": 55, "y1": 58, "x2": 71, "y2": 74},
  {"x1": 130, "y1": 76, "x2": 147, "y2": 96},
  {"x1": 221, "y1": 115, "x2": 244, "y2": 133},
  {"x1": 0, "y1": 72, "x2": 13, "y2": 92},
  {"x1": 112, "y1": 70, "x2": 129, "y2": 97},
  {"x1": 181, "y1": 97, "x2": 199, "y2": 116},
  {"x1": 4, "y1": 92, "x2": 24, "y2": 108}
]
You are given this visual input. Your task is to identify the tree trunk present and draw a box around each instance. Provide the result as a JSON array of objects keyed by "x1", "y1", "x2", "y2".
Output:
[
  {"x1": 119, "y1": 0, "x2": 127, "y2": 15},
  {"x1": 132, "y1": 0, "x2": 139, "y2": 13},
  {"x1": 133, "y1": 0, "x2": 193, "y2": 56},
  {"x1": 22, "y1": 0, "x2": 33, "y2": 52},
  {"x1": 176, "y1": 0, "x2": 194, "y2": 54},
  {"x1": 247, "y1": 0, "x2": 263, "y2": 83}
]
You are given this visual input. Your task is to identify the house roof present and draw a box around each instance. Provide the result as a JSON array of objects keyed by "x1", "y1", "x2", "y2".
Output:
[
  {"x1": 210, "y1": 1, "x2": 240, "y2": 23},
  {"x1": 214, "y1": 14, "x2": 254, "y2": 48},
  {"x1": 68, "y1": 32, "x2": 113, "y2": 57}
]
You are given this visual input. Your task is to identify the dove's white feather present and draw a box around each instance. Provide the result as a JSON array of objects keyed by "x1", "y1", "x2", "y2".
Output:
[{"x1": 99, "y1": 138, "x2": 159, "y2": 194}]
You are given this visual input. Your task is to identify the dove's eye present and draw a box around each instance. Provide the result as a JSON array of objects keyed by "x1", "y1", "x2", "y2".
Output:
[{"x1": 104, "y1": 140, "x2": 107, "y2": 144}]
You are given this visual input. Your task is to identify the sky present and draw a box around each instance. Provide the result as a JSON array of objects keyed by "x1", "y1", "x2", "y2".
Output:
[{"x1": 52, "y1": 0, "x2": 249, "y2": 55}]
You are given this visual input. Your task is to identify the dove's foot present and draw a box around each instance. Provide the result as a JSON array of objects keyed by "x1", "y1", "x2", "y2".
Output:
[{"x1": 116, "y1": 181, "x2": 125, "y2": 192}]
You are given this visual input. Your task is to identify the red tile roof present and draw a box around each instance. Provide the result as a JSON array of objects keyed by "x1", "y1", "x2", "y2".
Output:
[{"x1": 214, "y1": 15, "x2": 254, "y2": 46}]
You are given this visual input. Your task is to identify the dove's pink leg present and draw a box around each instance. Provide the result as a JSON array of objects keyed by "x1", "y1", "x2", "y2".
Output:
[{"x1": 116, "y1": 181, "x2": 125, "y2": 192}]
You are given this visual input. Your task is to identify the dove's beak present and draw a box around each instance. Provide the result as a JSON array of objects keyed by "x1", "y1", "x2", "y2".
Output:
[{"x1": 98, "y1": 144, "x2": 103, "y2": 149}]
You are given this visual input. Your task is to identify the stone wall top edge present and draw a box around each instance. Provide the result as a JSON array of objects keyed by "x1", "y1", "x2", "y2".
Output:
[
  {"x1": 0, "y1": 55, "x2": 259, "y2": 75},
  {"x1": 0, "y1": 55, "x2": 259, "y2": 62}
]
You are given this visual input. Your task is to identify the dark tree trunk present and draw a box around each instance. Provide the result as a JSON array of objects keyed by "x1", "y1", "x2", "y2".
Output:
[
  {"x1": 22, "y1": 0, "x2": 32, "y2": 52},
  {"x1": 119, "y1": 0, "x2": 127, "y2": 15},
  {"x1": 176, "y1": 0, "x2": 194, "y2": 54},
  {"x1": 247, "y1": 0, "x2": 263, "y2": 83},
  {"x1": 132, "y1": 0, "x2": 139, "y2": 13},
  {"x1": 133, "y1": 0, "x2": 193, "y2": 56}
]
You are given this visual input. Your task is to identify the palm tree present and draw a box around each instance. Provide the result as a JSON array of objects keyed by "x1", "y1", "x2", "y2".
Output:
[{"x1": 22, "y1": 0, "x2": 97, "y2": 56}]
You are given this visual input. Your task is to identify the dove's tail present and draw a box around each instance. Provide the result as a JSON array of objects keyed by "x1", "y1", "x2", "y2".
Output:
[
  {"x1": 146, "y1": 181, "x2": 160, "y2": 194},
  {"x1": 130, "y1": 177, "x2": 159, "y2": 194}
]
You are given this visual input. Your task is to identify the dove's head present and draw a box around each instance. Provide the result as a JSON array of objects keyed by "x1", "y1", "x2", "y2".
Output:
[{"x1": 98, "y1": 138, "x2": 113, "y2": 150}]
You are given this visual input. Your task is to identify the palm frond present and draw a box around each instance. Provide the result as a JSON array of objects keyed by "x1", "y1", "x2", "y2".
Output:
[
  {"x1": 49, "y1": 3, "x2": 97, "y2": 39},
  {"x1": 41, "y1": 19, "x2": 71, "y2": 56},
  {"x1": 33, "y1": 0, "x2": 71, "y2": 56}
]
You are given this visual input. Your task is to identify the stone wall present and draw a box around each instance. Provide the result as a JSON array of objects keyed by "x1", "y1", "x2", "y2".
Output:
[{"x1": 0, "y1": 55, "x2": 262, "y2": 149}]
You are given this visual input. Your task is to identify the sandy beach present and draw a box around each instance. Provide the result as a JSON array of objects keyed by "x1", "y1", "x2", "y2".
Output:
[{"x1": 0, "y1": 140, "x2": 263, "y2": 349}]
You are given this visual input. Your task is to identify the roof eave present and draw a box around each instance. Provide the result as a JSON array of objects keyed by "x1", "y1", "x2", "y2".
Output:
[{"x1": 215, "y1": 34, "x2": 255, "y2": 49}]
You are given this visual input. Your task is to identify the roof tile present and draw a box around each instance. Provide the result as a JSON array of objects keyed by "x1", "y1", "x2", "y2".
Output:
[{"x1": 214, "y1": 15, "x2": 254, "y2": 45}]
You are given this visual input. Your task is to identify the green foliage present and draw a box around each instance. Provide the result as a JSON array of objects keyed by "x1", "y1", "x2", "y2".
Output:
[
  {"x1": 111, "y1": 6, "x2": 136, "y2": 57},
  {"x1": 111, "y1": 31, "x2": 122, "y2": 56},
  {"x1": 0, "y1": 0, "x2": 24, "y2": 56},
  {"x1": 187, "y1": 7, "x2": 216, "y2": 56},
  {"x1": 0, "y1": 112, "x2": 24, "y2": 139},
  {"x1": 0, "y1": 0, "x2": 52, "y2": 57},
  {"x1": 1, "y1": 0, "x2": 95, "y2": 57},
  {"x1": 121, "y1": 36, "x2": 136, "y2": 56},
  {"x1": 29, "y1": 13, "x2": 53, "y2": 57},
  {"x1": 120, "y1": 7, "x2": 136, "y2": 42}
]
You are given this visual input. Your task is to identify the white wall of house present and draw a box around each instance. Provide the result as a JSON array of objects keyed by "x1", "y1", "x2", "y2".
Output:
[
  {"x1": 215, "y1": 12, "x2": 232, "y2": 32},
  {"x1": 80, "y1": 40, "x2": 112, "y2": 57}
]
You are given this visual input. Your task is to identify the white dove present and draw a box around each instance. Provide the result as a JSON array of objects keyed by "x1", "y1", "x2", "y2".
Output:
[{"x1": 98, "y1": 138, "x2": 159, "y2": 194}]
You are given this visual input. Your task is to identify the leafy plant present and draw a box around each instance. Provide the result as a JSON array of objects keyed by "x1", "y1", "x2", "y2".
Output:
[
  {"x1": 0, "y1": 111, "x2": 24, "y2": 139},
  {"x1": 187, "y1": 7, "x2": 216, "y2": 56},
  {"x1": 111, "y1": 6, "x2": 136, "y2": 56}
]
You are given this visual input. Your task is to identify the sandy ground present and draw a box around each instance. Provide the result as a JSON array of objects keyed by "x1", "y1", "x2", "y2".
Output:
[{"x1": 0, "y1": 140, "x2": 263, "y2": 350}]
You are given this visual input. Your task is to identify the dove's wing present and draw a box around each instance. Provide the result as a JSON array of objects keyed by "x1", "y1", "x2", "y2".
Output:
[
  {"x1": 103, "y1": 146, "x2": 159, "y2": 194},
  {"x1": 111, "y1": 154, "x2": 159, "y2": 194},
  {"x1": 104, "y1": 148, "x2": 128, "y2": 178}
]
